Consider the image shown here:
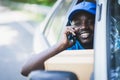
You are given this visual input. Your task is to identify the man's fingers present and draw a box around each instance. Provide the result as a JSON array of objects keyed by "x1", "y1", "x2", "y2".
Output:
[{"x1": 66, "y1": 27, "x2": 76, "y2": 36}]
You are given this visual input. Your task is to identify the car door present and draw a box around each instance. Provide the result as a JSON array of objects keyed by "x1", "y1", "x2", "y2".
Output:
[
  {"x1": 95, "y1": 0, "x2": 120, "y2": 80},
  {"x1": 94, "y1": 0, "x2": 108, "y2": 80}
]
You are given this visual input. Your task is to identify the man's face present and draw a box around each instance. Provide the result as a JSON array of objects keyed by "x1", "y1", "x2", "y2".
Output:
[{"x1": 71, "y1": 11, "x2": 95, "y2": 44}]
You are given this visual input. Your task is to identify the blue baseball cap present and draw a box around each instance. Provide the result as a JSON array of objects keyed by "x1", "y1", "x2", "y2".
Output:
[{"x1": 68, "y1": 1, "x2": 96, "y2": 21}]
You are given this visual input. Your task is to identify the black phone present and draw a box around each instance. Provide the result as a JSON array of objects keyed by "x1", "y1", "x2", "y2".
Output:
[
  {"x1": 66, "y1": 21, "x2": 76, "y2": 42},
  {"x1": 67, "y1": 33, "x2": 76, "y2": 42}
]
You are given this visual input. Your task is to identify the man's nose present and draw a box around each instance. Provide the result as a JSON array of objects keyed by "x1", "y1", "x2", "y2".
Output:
[
  {"x1": 80, "y1": 23, "x2": 88, "y2": 29},
  {"x1": 74, "y1": 24, "x2": 87, "y2": 32}
]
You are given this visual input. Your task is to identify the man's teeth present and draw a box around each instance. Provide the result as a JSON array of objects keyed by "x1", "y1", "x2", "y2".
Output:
[{"x1": 81, "y1": 33, "x2": 89, "y2": 38}]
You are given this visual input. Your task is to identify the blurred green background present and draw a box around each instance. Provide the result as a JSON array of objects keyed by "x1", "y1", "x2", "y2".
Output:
[
  {"x1": 0, "y1": 0, "x2": 57, "y2": 22},
  {"x1": 11, "y1": 0, "x2": 57, "y2": 6}
]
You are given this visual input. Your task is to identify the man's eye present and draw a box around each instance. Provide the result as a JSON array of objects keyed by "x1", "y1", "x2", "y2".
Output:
[
  {"x1": 74, "y1": 23, "x2": 81, "y2": 27},
  {"x1": 88, "y1": 20, "x2": 95, "y2": 25}
]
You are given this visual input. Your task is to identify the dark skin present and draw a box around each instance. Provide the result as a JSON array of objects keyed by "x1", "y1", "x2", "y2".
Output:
[
  {"x1": 71, "y1": 11, "x2": 95, "y2": 49},
  {"x1": 21, "y1": 11, "x2": 95, "y2": 76}
]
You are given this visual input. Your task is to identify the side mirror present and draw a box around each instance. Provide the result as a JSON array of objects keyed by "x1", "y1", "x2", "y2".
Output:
[{"x1": 28, "y1": 70, "x2": 78, "y2": 80}]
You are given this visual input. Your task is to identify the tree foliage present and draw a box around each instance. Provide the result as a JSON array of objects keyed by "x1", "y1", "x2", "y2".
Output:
[{"x1": 11, "y1": 0, "x2": 57, "y2": 6}]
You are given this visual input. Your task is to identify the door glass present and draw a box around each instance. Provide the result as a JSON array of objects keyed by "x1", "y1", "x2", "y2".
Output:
[
  {"x1": 44, "y1": 0, "x2": 73, "y2": 46},
  {"x1": 110, "y1": 0, "x2": 120, "y2": 79}
]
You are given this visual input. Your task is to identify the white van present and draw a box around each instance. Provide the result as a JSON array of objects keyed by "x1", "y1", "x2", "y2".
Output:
[{"x1": 32, "y1": 0, "x2": 120, "y2": 80}]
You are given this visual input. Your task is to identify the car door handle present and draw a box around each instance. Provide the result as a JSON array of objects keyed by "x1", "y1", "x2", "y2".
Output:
[{"x1": 97, "y1": 4, "x2": 102, "y2": 21}]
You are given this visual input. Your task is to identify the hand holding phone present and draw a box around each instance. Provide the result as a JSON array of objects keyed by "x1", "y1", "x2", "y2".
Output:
[{"x1": 67, "y1": 33, "x2": 76, "y2": 43}]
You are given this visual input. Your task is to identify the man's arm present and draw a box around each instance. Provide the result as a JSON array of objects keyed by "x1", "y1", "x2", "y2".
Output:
[
  {"x1": 21, "y1": 26, "x2": 76, "y2": 76},
  {"x1": 21, "y1": 42, "x2": 67, "y2": 76}
]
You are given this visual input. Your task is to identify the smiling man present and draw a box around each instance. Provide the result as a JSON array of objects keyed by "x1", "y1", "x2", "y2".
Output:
[
  {"x1": 21, "y1": 1, "x2": 96, "y2": 77},
  {"x1": 66, "y1": 1, "x2": 96, "y2": 50}
]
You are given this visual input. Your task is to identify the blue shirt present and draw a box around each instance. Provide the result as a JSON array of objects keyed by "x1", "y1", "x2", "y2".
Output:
[{"x1": 67, "y1": 40, "x2": 84, "y2": 50}]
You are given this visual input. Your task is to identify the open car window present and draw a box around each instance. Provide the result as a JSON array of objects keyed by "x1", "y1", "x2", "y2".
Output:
[{"x1": 43, "y1": 0, "x2": 75, "y2": 46}]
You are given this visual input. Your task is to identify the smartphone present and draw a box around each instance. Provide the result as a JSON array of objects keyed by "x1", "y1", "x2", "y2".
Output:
[{"x1": 67, "y1": 33, "x2": 76, "y2": 42}]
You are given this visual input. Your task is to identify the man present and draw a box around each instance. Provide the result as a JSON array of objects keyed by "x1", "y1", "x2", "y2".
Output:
[{"x1": 21, "y1": 1, "x2": 96, "y2": 76}]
